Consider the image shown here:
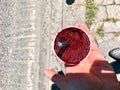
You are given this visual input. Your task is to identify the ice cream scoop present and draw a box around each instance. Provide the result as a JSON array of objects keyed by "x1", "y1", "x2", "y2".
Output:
[{"x1": 53, "y1": 26, "x2": 91, "y2": 65}]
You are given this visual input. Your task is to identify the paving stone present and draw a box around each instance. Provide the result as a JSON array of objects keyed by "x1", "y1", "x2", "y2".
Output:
[
  {"x1": 99, "y1": 36, "x2": 120, "y2": 61},
  {"x1": 115, "y1": 0, "x2": 120, "y2": 4},
  {"x1": 94, "y1": 0, "x2": 103, "y2": 5},
  {"x1": 75, "y1": 0, "x2": 85, "y2": 5},
  {"x1": 107, "y1": 5, "x2": 120, "y2": 20},
  {"x1": 99, "y1": 41, "x2": 110, "y2": 57},
  {"x1": 92, "y1": 1, "x2": 120, "y2": 82},
  {"x1": 95, "y1": 6, "x2": 107, "y2": 22},
  {"x1": 102, "y1": 0, "x2": 114, "y2": 5},
  {"x1": 94, "y1": 0, "x2": 114, "y2": 5},
  {"x1": 63, "y1": 5, "x2": 85, "y2": 26},
  {"x1": 102, "y1": 33, "x2": 115, "y2": 41},
  {"x1": 104, "y1": 21, "x2": 120, "y2": 32}
]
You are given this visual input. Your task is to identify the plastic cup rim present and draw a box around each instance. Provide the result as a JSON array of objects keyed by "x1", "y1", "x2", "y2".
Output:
[{"x1": 52, "y1": 25, "x2": 92, "y2": 65}]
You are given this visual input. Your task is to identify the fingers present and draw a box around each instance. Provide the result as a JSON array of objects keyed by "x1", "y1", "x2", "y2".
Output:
[{"x1": 44, "y1": 69, "x2": 65, "y2": 87}]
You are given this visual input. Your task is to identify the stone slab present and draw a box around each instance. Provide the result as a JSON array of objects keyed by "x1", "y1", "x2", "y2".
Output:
[
  {"x1": 94, "y1": 0, "x2": 104, "y2": 5},
  {"x1": 103, "y1": 0, "x2": 114, "y2": 5},
  {"x1": 95, "y1": 6, "x2": 107, "y2": 22},
  {"x1": 63, "y1": 2, "x2": 85, "y2": 26},
  {"x1": 115, "y1": 0, "x2": 120, "y2": 4},
  {"x1": 107, "y1": 5, "x2": 120, "y2": 20},
  {"x1": 104, "y1": 21, "x2": 120, "y2": 32}
]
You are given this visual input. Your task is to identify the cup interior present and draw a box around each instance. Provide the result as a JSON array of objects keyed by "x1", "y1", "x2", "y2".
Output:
[{"x1": 53, "y1": 26, "x2": 91, "y2": 65}]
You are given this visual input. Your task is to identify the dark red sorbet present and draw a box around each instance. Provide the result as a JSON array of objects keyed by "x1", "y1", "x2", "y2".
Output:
[{"x1": 54, "y1": 27, "x2": 91, "y2": 65}]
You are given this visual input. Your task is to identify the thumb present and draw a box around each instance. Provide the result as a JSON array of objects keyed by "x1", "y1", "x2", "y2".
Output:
[{"x1": 44, "y1": 69, "x2": 65, "y2": 87}]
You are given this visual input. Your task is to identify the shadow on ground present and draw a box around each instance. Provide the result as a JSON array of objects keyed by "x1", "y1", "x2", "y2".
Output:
[
  {"x1": 51, "y1": 60, "x2": 119, "y2": 90},
  {"x1": 51, "y1": 71, "x2": 64, "y2": 90},
  {"x1": 66, "y1": 0, "x2": 75, "y2": 5},
  {"x1": 111, "y1": 61, "x2": 120, "y2": 74},
  {"x1": 51, "y1": 84, "x2": 60, "y2": 90}
]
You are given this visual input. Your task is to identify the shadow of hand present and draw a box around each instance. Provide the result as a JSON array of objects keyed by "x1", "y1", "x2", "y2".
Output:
[{"x1": 46, "y1": 60, "x2": 119, "y2": 90}]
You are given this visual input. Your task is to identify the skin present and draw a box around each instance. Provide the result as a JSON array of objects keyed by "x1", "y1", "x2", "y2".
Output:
[{"x1": 44, "y1": 24, "x2": 120, "y2": 90}]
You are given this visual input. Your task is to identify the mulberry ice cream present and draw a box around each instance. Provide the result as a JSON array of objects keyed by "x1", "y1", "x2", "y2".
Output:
[{"x1": 54, "y1": 26, "x2": 91, "y2": 65}]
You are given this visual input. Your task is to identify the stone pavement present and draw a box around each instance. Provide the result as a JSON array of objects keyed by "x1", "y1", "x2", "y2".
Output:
[{"x1": 92, "y1": 0, "x2": 120, "y2": 81}]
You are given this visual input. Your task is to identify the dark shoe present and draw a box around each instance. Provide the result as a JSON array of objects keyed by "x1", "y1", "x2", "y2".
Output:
[{"x1": 109, "y1": 48, "x2": 120, "y2": 61}]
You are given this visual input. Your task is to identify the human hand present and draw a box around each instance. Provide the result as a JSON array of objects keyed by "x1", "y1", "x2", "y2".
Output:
[{"x1": 44, "y1": 24, "x2": 120, "y2": 90}]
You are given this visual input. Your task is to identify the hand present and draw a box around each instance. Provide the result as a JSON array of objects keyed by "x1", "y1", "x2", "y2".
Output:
[{"x1": 44, "y1": 24, "x2": 120, "y2": 90}]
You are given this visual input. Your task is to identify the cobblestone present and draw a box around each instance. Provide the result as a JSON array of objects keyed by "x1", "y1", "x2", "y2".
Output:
[
  {"x1": 91, "y1": 0, "x2": 120, "y2": 81},
  {"x1": 94, "y1": 0, "x2": 104, "y2": 5},
  {"x1": 104, "y1": 21, "x2": 120, "y2": 32},
  {"x1": 115, "y1": 0, "x2": 120, "y2": 4},
  {"x1": 107, "y1": 5, "x2": 120, "y2": 20},
  {"x1": 102, "y1": 0, "x2": 114, "y2": 5},
  {"x1": 95, "y1": 6, "x2": 107, "y2": 22}
]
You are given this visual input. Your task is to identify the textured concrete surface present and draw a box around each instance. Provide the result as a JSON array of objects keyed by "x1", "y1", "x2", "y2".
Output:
[
  {"x1": 0, "y1": 0, "x2": 120, "y2": 90},
  {"x1": 0, "y1": 0, "x2": 39, "y2": 90}
]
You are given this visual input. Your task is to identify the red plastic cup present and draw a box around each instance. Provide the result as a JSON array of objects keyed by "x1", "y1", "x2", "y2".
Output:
[{"x1": 53, "y1": 26, "x2": 91, "y2": 65}]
